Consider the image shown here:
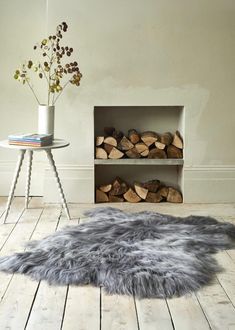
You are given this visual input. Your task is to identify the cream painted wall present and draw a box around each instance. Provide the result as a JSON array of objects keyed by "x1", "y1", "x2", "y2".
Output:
[{"x1": 0, "y1": 0, "x2": 235, "y2": 202}]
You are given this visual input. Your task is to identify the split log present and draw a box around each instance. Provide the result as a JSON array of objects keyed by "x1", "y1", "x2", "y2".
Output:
[
  {"x1": 167, "y1": 187, "x2": 183, "y2": 203},
  {"x1": 104, "y1": 127, "x2": 115, "y2": 136},
  {"x1": 124, "y1": 188, "x2": 142, "y2": 203},
  {"x1": 135, "y1": 142, "x2": 149, "y2": 154},
  {"x1": 167, "y1": 145, "x2": 183, "y2": 159},
  {"x1": 142, "y1": 180, "x2": 161, "y2": 193},
  {"x1": 96, "y1": 147, "x2": 108, "y2": 159},
  {"x1": 109, "y1": 147, "x2": 124, "y2": 159},
  {"x1": 141, "y1": 131, "x2": 159, "y2": 146},
  {"x1": 104, "y1": 143, "x2": 113, "y2": 154},
  {"x1": 148, "y1": 148, "x2": 167, "y2": 159},
  {"x1": 96, "y1": 136, "x2": 104, "y2": 146},
  {"x1": 118, "y1": 136, "x2": 134, "y2": 151},
  {"x1": 172, "y1": 131, "x2": 183, "y2": 149},
  {"x1": 108, "y1": 195, "x2": 124, "y2": 202},
  {"x1": 110, "y1": 177, "x2": 128, "y2": 196},
  {"x1": 134, "y1": 182, "x2": 148, "y2": 200},
  {"x1": 103, "y1": 136, "x2": 117, "y2": 147},
  {"x1": 141, "y1": 149, "x2": 149, "y2": 157},
  {"x1": 128, "y1": 129, "x2": 140, "y2": 144},
  {"x1": 112, "y1": 130, "x2": 124, "y2": 142},
  {"x1": 126, "y1": 147, "x2": 141, "y2": 158},
  {"x1": 158, "y1": 186, "x2": 169, "y2": 199},
  {"x1": 145, "y1": 191, "x2": 162, "y2": 203},
  {"x1": 161, "y1": 132, "x2": 173, "y2": 146},
  {"x1": 96, "y1": 189, "x2": 109, "y2": 202},
  {"x1": 155, "y1": 141, "x2": 166, "y2": 150},
  {"x1": 99, "y1": 184, "x2": 112, "y2": 193}
]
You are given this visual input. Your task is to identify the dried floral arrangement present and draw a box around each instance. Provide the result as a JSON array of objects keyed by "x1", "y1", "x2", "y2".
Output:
[{"x1": 14, "y1": 22, "x2": 82, "y2": 106}]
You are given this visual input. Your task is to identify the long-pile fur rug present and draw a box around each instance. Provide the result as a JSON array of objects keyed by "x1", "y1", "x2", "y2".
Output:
[{"x1": 0, "y1": 207, "x2": 234, "y2": 299}]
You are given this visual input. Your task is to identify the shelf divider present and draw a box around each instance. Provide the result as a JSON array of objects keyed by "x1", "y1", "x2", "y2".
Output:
[{"x1": 94, "y1": 159, "x2": 184, "y2": 165}]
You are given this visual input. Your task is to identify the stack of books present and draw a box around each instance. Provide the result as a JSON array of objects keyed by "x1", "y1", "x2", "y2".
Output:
[{"x1": 8, "y1": 134, "x2": 53, "y2": 147}]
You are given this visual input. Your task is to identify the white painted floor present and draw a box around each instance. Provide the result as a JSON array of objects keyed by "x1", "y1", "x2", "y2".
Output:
[{"x1": 0, "y1": 197, "x2": 235, "y2": 330}]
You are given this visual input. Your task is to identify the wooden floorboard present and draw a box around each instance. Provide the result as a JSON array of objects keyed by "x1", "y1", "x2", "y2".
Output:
[
  {"x1": 135, "y1": 298, "x2": 173, "y2": 330},
  {"x1": 0, "y1": 196, "x2": 7, "y2": 220},
  {"x1": 1, "y1": 196, "x2": 27, "y2": 224},
  {"x1": 62, "y1": 286, "x2": 100, "y2": 330},
  {"x1": 0, "y1": 198, "x2": 44, "y2": 329},
  {"x1": 24, "y1": 205, "x2": 62, "y2": 330},
  {"x1": 101, "y1": 293, "x2": 138, "y2": 330},
  {"x1": 167, "y1": 294, "x2": 211, "y2": 330},
  {"x1": 0, "y1": 199, "x2": 42, "y2": 301},
  {"x1": 0, "y1": 199, "x2": 234, "y2": 329},
  {"x1": 196, "y1": 279, "x2": 235, "y2": 330},
  {"x1": 25, "y1": 206, "x2": 79, "y2": 330}
]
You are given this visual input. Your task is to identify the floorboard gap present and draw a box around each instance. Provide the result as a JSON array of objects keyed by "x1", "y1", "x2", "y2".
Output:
[
  {"x1": 195, "y1": 294, "x2": 212, "y2": 330},
  {"x1": 99, "y1": 287, "x2": 102, "y2": 330},
  {"x1": 216, "y1": 275, "x2": 235, "y2": 309},
  {"x1": 166, "y1": 299, "x2": 176, "y2": 330},
  {"x1": 24, "y1": 281, "x2": 41, "y2": 330},
  {"x1": 133, "y1": 295, "x2": 140, "y2": 330},
  {"x1": 60, "y1": 285, "x2": 69, "y2": 330}
]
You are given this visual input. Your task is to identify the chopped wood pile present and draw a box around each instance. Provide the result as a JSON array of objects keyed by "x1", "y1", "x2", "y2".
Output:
[
  {"x1": 96, "y1": 177, "x2": 183, "y2": 203},
  {"x1": 95, "y1": 127, "x2": 183, "y2": 159}
]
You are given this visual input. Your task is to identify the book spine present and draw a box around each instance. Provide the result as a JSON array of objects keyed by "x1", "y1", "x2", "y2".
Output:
[
  {"x1": 9, "y1": 142, "x2": 51, "y2": 147},
  {"x1": 9, "y1": 139, "x2": 52, "y2": 143}
]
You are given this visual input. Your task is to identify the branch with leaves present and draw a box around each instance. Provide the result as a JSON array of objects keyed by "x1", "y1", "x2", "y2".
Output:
[{"x1": 14, "y1": 22, "x2": 82, "y2": 106}]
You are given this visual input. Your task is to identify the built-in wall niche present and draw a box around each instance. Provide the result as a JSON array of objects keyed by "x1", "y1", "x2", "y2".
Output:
[
  {"x1": 94, "y1": 106, "x2": 184, "y2": 138},
  {"x1": 94, "y1": 106, "x2": 185, "y2": 203}
]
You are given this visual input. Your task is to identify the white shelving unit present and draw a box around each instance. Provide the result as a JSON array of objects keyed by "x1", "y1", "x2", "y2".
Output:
[{"x1": 94, "y1": 106, "x2": 185, "y2": 202}]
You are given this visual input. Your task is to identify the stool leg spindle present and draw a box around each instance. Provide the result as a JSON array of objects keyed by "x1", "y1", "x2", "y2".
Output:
[
  {"x1": 25, "y1": 150, "x2": 33, "y2": 209},
  {"x1": 4, "y1": 149, "x2": 26, "y2": 223},
  {"x1": 46, "y1": 150, "x2": 71, "y2": 220}
]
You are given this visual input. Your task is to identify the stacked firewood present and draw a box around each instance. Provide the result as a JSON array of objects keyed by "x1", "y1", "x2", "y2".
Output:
[
  {"x1": 96, "y1": 127, "x2": 183, "y2": 159},
  {"x1": 96, "y1": 177, "x2": 183, "y2": 203}
]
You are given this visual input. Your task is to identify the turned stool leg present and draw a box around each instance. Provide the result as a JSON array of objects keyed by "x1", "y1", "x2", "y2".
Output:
[
  {"x1": 4, "y1": 149, "x2": 26, "y2": 223},
  {"x1": 25, "y1": 150, "x2": 33, "y2": 209},
  {"x1": 45, "y1": 150, "x2": 71, "y2": 220}
]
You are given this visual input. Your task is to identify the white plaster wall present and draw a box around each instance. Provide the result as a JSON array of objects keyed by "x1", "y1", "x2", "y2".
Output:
[{"x1": 0, "y1": 0, "x2": 235, "y2": 202}]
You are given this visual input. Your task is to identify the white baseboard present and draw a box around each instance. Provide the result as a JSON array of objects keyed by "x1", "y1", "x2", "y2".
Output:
[
  {"x1": 184, "y1": 166, "x2": 235, "y2": 203},
  {"x1": 43, "y1": 165, "x2": 94, "y2": 203},
  {"x1": 0, "y1": 162, "x2": 94, "y2": 203},
  {"x1": 0, "y1": 162, "x2": 234, "y2": 203},
  {"x1": 0, "y1": 161, "x2": 45, "y2": 196}
]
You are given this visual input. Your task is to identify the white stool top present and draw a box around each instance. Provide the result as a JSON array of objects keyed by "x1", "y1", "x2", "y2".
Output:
[{"x1": 0, "y1": 139, "x2": 69, "y2": 151}]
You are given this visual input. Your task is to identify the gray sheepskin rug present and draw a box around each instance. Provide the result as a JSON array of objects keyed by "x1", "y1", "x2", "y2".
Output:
[{"x1": 0, "y1": 207, "x2": 235, "y2": 299}]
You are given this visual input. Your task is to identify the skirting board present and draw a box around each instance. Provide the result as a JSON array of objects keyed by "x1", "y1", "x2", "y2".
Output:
[
  {"x1": 0, "y1": 161, "x2": 45, "y2": 196},
  {"x1": 184, "y1": 166, "x2": 235, "y2": 203},
  {"x1": 0, "y1": 162, "x2": 234, "y2": 203},
  {"x1": 43, "y1": 165, "x2": 94, "y2": 203}
]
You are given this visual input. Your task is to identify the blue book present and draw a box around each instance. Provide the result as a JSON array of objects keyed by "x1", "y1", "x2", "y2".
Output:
[{"x1": 8, "y1": 134, "x2": 53, "y2": 142}]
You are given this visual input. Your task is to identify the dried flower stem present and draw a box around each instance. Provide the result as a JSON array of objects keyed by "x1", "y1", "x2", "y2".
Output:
[
  {"x1": 52, "y1": 91, "x2": 55, "y2": 105},
  {"x1": 14, "y1": 22, "x2": 82, "y2": 106},
  {"x1": 26, "y1": 79, "x2": 40, "y2": 104}
]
